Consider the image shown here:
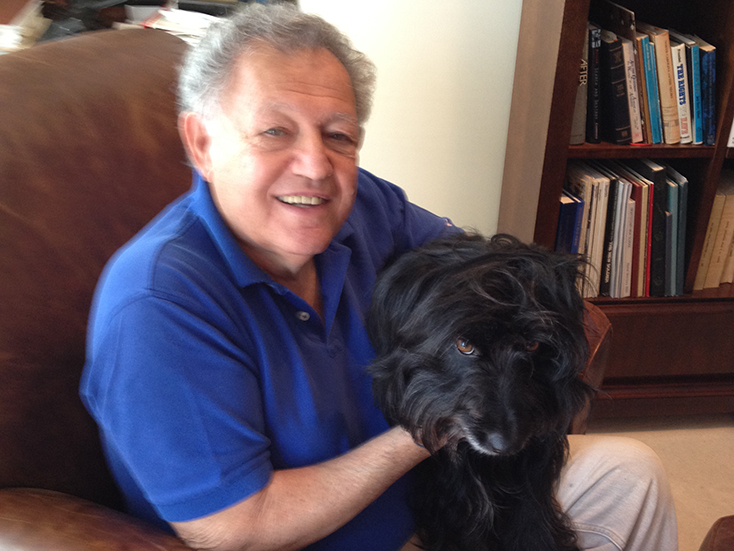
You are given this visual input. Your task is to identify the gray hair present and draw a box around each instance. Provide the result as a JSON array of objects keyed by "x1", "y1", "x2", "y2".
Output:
[{"x1": 178, "y1": 2, "x2": 376, "y2": 126}]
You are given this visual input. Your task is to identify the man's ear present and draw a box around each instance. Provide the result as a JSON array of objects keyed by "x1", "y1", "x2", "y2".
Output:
[{"x1": 178, "y1": 111, "x2": 214, "y2": 180}]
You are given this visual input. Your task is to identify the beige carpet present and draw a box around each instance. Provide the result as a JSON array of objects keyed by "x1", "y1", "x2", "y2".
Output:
[{"x1": 587, "y1": 413, "x2": 734, "y2": 551}]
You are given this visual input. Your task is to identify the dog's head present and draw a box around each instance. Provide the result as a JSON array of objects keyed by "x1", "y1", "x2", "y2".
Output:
[{"x1": 367, "y1": 233, "x2": 593, "y2": 456}]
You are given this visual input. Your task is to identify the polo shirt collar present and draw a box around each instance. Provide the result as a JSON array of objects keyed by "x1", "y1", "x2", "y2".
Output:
[
  {"x1": 188, "y1": 171, "x2": 271, "y2": 288},
  {"x1": 186, "y1": 172, "x2": 354, "y2": 333}
]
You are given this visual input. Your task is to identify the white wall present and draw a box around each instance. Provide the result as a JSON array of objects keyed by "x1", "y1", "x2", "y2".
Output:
[{"x1": 299, "y1": 1, "x2": 523, "y2": 236}]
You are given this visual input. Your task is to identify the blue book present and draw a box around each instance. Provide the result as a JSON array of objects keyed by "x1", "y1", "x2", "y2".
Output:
[
  {"x1": 555, "y1": 193, "x2": 582, "y2": 255},
  {"x1": 670, "y1": 30, "x2": 703, "y2": 144},
  {"x1": 693, "y1": 35, "x2": 716, "y2": 146},
  {"x1": 641, "y1": 35, "x2": 663, "y2": 144},
  {"x1": 688, "y1": 41, "x2": 703, "y2": 145}
]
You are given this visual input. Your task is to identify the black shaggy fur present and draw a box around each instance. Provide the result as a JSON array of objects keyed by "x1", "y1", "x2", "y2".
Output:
[{"x1": 367, "y1": 233, "x2": 594, "y2": 551}]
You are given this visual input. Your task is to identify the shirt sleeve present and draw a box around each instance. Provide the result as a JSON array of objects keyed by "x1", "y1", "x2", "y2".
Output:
[
  {"x1": 350, "y1": 168, "x2": 464, "y2": 256},
  {"x1": 82, "y1": 289, "x2": 272, "y2": 522}
]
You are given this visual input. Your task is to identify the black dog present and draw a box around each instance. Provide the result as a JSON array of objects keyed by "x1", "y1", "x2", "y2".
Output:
[{"x1": 367, "y1": 233, "x2": 593, "y2": 551}]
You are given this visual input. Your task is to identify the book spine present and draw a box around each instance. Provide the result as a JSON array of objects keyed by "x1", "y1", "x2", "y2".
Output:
[
  {"x1": 720, "y1": 237, "x2": 734, "y2": 284},
  {"x1": 704, "y1": 195, "x2": 734, "y2": 288},
  {"x1": 676, "y1": 179, "x2": 688, "y2": 296},
  {"x1": 671, "y1": 43, "x2": 692, "y2": 144},
  {"x1": 654, "y1": 30, "x2": 680, "y2": 144},
  {"x1": 571, "y1": 198, "x2": 584, "y2": 254},
  {"x1": 652, "y1": 31, "x2": 682, "y2": 144},
  {"x1": 635, "y1": 35, "x2": 653, "y2": 144},
  {"x1": 644, "y1": 39, "x2": 663, "y2": 144},
  {"x1": 586, "y1": 25, "x2": 602, "y2": 144},
  {"x1": 600, "y1": 34, "x2": 632, "y2": 145},
  {"x1": 702, "y1": 49, "x2": 716, "y2": 146},
  {"x1": 622, "y1": 38, "x2": 643, "y2": 143},
  {"x1": 622, "y1": 198, "x2": 635, "y2": 298},
  {"x1": 555, "y1": 197, "x2": 577, "y2": 254},
  {"x1": 599, "y1": 177, "x2": 619, "y2": 297},
  {"x1": 570, "y1": 30, "x2": 589, "y2": 145},
  {"x1": 629, "y1": 182, "x2": 644, "y2": 297},
  {"x1": 666, "y1": 181, "x2": 679, "y2": 295},
  {"x1": 693, "y1": 193, "x2": 725, "y2": 290},
  {"x1": 688, "y1": 44, "x2": 703, "y2": 145}
]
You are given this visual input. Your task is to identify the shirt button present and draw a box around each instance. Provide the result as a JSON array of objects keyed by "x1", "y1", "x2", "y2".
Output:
[{"x1": 296, "y1": 311, "x2": 310, "y2": 322}]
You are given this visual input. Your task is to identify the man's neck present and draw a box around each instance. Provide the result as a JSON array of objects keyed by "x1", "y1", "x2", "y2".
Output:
[{"x1": 241, "y1": 242, "x2": 324, "y2": 319}]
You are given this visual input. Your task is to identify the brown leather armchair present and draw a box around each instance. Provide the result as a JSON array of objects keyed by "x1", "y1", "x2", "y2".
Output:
[
  {"x1": 700, "y1": 516, "x2": 734, "y2": 551},
  {"x1": 0, "y1": 28, "x2": 611, "y2": 549}
]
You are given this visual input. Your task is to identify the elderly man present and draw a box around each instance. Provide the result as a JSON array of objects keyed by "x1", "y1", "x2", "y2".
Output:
[{"x1": 81, "y1": 4, "x2": 678, "y2": 551}]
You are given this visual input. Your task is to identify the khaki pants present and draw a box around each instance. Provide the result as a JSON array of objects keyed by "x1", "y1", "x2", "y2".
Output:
[
  {"x1": 401, "y1": 434, "x2": 679, "y2": 551},
  {"x1": 559, "y1": 435, "x2": 679, "y2": 551}
]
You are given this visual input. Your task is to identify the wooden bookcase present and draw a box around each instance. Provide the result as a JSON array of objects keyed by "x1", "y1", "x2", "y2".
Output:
[{"x1": 500, "y1": 0, "x2": 734, "y2": 417}]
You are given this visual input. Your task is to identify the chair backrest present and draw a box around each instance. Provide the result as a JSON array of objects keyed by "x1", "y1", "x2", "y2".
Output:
[{"x1": 0, "y1": 28, "x2": 190, "y2": 508}]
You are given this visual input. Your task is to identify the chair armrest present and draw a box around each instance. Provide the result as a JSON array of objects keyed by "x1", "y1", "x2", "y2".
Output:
[
  {"x1": 569, "y1": 301, "x2": 612, "y2": 434},
  {"x1": 699, "y1": 515, "x2": 734, "y2": 551},
  {"x1": 0, "y1": 488, "x2": 190, "y2": 551}
]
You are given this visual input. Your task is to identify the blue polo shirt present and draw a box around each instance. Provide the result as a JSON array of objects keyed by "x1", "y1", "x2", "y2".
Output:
[{"x1": 80, "y1": 168, "x2": 457, "y2": 550}]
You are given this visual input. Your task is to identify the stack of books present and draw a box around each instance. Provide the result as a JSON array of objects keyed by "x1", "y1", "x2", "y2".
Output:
[
  {"x1": 556, "y1": 159, "x2": 688, "y2": 299},
  {"x1": 692, "y1": 169, "x2": 734, "y2": 291},
  {"x1": 569, "y1": 0, "x2": 717, "y2": 147}
]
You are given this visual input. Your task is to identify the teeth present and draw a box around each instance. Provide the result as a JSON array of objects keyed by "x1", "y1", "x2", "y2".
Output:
[{"x1": 278, "y1": 195, "x2": 325, "y2": 206}]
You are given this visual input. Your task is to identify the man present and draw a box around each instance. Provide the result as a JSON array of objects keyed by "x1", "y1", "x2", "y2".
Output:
[{"x1": 81, "y1": 4, "x2": 678, "y2": 551}]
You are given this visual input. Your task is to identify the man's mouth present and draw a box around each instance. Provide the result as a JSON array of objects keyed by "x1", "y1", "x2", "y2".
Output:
[{"x1": 277, "y1": 195, "x2": 326, "y2": 207}]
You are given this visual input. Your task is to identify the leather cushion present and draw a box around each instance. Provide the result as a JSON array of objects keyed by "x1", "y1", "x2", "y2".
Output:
[
  {"x1": 0, "y1": 29, "x2": 190, "y2": 506},
  {"x1": 0, "y1": 488, "x2": 190, "y2": 550},
  {"x1": 700, "y1": 515, "x2": 734, "y2": 551}
]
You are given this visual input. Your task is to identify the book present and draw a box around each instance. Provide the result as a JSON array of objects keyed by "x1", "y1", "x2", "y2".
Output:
[
  {"x1": 636, "y1": 22, "x2": 681, "y2": 145},
  {"x1": 692, "y1": 35, "x2": 716, "y2": 146},
  {"x1": 728, "y1": 117, "x2": 734, "y2": 148},
  {"x1": 694, "y1": 192, "x2": 727, "y2": 290},
  {"x1": 586, "y1": 23, "x2": 603, "y2": 144},
  {"x1": 588, "y1": 161, "x2": 620, "y2": 297},
  {"x1": 622, "y1": 197, "x2": 636, "y2": 298},
  {"x1": 642, "y1": 35, "x2": 664, "y2": 144},
  {"x1": 635, "y1": 33, "x2": 654, "y2": 144},
  {"x1": 614, "y1": 163, "x2": 651, "y2": 297},
  {"x1": 0, "y1": 0, "x2": 48, "y2": 52},
  {"x1": 599, "y1": 29, "x2": 632, "y2": 145},
  {"x1": 143, "y1": 8, "x2": 219, "y2": 45},
  {"x1": 666, "y1": 179, "x2": 679, "y2": 295},
  {"x1": 590, "y1": 1, "x2": 646, "y2": 143},
  {"x1": 620, "y1": 36, "x2": 644, "y2": 143},
  {"x1": 570, "y1": 29, "x2": 589, "y2": 145},
  {"x1": 610, "y1": 175, "x2": 632, "y2": 297},
  {"x1": 555, "y1": 193, "x2": 583, "y2": 254},
  {"x1": 720, "y1": 232, "x2": 734, "y2": 285},
  {"x1": 665, "y1": 165, "x2": 689, "y2": 295},
  {"x1": 670, "y1": 30, "x2": 703, "y2": 145},
  {"x1": 566, "y1": 162, "x2": 610, "y2": 297},
  {"x1": 625, "y1": 159, "x2": 669, "y2": 297},
  {"x1": 703, "y1": 172, "x2": 734, "y2": 289},
  {"x1": 669, "y1": 39, "x2": 692, "y2": 144}
]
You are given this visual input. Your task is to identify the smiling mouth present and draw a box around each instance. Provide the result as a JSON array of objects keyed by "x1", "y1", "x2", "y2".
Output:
[{"x1": 277, "y1": 195, "x2": 326, "y2": 207}]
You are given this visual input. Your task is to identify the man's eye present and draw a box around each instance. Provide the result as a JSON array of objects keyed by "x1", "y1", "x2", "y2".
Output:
[
  {"x1": 327, "y1": 132, "x2": 355, "y2": 144},
  {"x1": 455, "y1": 338, "x2": 476, "y2": 356},
  {"x1": 264, "y1": 128, "x2": 286, "y2": 137}
]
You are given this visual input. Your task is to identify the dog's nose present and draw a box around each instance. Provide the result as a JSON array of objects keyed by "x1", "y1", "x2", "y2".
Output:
[
  {"x1": 468, "y1": 431, "x2": 511, "y2": 455},
  {"x1": 485, "y1": 433, "x2": 508, "y2": 454}
]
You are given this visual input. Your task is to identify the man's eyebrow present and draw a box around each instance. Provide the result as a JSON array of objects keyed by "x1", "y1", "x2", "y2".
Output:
[{"x1": 258, "y1": 102, "x2": 359, "y2": 126}]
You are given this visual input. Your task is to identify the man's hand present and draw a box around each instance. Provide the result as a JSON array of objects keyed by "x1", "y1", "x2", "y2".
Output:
[{"x1": 171, "y1": 427, "x2": 429, "y2": 551}]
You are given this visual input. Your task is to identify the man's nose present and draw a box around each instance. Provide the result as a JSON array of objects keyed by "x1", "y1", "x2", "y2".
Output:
[{"x1": 291, "y1": 131, "x2": 333, "y2": 180}]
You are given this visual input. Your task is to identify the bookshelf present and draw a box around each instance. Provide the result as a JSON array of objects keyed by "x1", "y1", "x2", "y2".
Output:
[{"x1": 500, "y1": 0, "x2": 734, "y2": 417}]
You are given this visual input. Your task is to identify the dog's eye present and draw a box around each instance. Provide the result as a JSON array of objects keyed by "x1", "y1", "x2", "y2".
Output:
[
  {"x1": 455, "y1": 338, "x2": 476, "y2": 355},
  {"x1": 526, "y1": 341, "x2": 539, "y2": 352}
]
